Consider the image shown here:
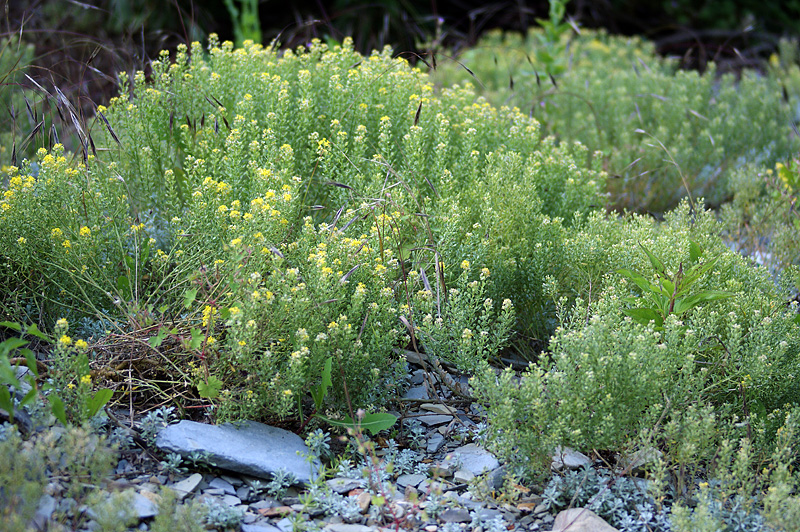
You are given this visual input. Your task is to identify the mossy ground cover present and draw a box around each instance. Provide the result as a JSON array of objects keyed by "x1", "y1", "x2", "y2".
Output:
[{"x1": 1, "y1": 25, "x2": 799, "y2": 532}]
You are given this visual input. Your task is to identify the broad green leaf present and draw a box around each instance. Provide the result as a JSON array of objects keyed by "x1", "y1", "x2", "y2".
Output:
[
  {"x1": 311, "y1": 358, "x2": 333, "y2": 412},
  {"x1": 189, "y1": 328, "x2": 205, "y2": 350},
  {"x1": 316, "y1": 412, "x2": 397, "y2": 436},
  {"x1": 24, "y1": 323, "x2": 49, "y2": 341},
  {"x1": 22, "y1": 348, "x2": 38, "y2": 378},
  {"x1": 689, "y1": 241, "x2": 703, "y2": 263},
  {"x1": 87, "y1": 388, "x2": 113, "y2": 418},
  {"x1": 0, "y1": 321, "x2": 22, "y2": 332},
  {"x1": 660, "y1": 278, "x2": 675, "y2": 298},
  {"x1": 678, "y1": 290, "x2": 734, "y2": 312},
  {"x1": 49, "y1": 396, "x2": 68, "y2": 426},
  {"x1": 116, "y1": 275, "x2": 131, "y2": 300},
  {"x1": 183, "y1": 288, "x2": 198, "y2": 309},
  {"x1": 617, "y1": 269, "x2": 659, "y2": 295},
  {"x1": 639, "y1": 243, "x2": 667, "y2": 275},
  {"x1": 678, "y1": 255, "x2": 722, "y2": 296},
  {"x1": 0, "y1": 386, "x2": 14, "y2": 421},
  {"x1": 148, "y1": 328, "x2": 169, "y2": 349},
  {"x1": 197, "y1": 375, "x2": 223, "y2": 399},
  {"x1": 20, "y1": 387, "x2": 38, "y2": 409},
  {"x1": 1, "y1": 337, "x2": 29, "y2": 353},
  {"x1": 622, "y1": 308, "x2": 663, "y2": 327}
]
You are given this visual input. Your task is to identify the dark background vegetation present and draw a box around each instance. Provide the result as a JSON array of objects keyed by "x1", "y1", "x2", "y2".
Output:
[{"x1": 2, "y1": 0, "x2": 800, "y2": 162}]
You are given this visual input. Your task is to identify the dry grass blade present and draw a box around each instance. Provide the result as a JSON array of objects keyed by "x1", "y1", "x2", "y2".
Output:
[
  {"x1": 97, "y1": 110, "x2": 120, "y2": 146},
  {"x1": 339, "y1": 264, "x2": 359, "y2": 284},
  {"x1": 420, "y1": 267, "x2": 432, "y2": 294},
  {"x1": 20, "y1": 120, "x2": 43, "y2": 149},
  {"x1": 414, "y1": 100, "x2": 422, "y2": 126},
  {"x1": 269, "y1": 246, "x2": 284, "y2": 259}
]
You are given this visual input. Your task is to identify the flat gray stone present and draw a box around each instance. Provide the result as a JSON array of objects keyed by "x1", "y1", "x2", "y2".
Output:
[
  {"x1": 439, "y1": 508, "x2": 471, "y2": 523},
  {"x1": 324, "y1": 524, "x2": 375, "y2": 532},
  {"x1": 242, "y1": 524, "x2": 283, "y2": 532},
  {"x1": 31, "y1": 494, "x2": 56, "y2": 530},
  {"x1": 427, "y1": 433, "x2": 445, "y2": 454},
  {"x1": 549, "y1": 508, "x2": 619, "y2": 532},
  {"x1": 403, "y1": 385, "x2": 429, "y2": 400},
  {"x1": 552, "y1": 447, "x2": 592, "y2": 471},
  {"x1": 453, "y1": 469, "x2": 475, "y2": 483},
  {"x1": 326, "y1": 477, "x2": 365, "y2": 494},
  {"x1": 170, "y1": 473, "x2": 203, "y2": 500},
  {"x1": 132, "y1": 492, "x2": 159, "y2": 519},
  {"x1": 449, "y1": 444, "x2": 499, "y2": 475},
  {"x1": 209, "y1": 477, "x2": 237, "y2": 495},
  {"x1": 420, "y1": 403, "x2": 457, "y2": 415},
  {"x1": 418, "y1": 414, "x2": 453, "y2": 427},
  {"x1": 156, "y1": 420, "x2": 320, "y2": 484},
  {"x1": 396, "y1": 473, "x2": 426, "y2": 488}
]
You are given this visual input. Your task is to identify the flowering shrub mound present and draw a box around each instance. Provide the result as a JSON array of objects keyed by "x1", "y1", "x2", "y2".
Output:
[{"x1": 0, "y1": 37, "x2": 604, "y2": 421}]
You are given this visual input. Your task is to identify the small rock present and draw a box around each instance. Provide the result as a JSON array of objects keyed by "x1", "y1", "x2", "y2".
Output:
[
  {"x1": 418, "y1": 414, "x2": 453, "y2": 427},
  {"x1": 242, "y1": 523, "x2": 283, "y2": 532},
  {"x1": 132, "y1": 491, "x2": 159, "y2": 519},
  {"x1": 420, "y1": 403, "x2": 457, "y2": 415},
  {"x1": 618, "y1": 447, "x2": 663, "y2": 473},
  {"x1": 222, "y1": 494, "x2": 242, "y2": 506},
  {"x1": 327, "y1": 477, "x2": 365, "y2": 494},
  {"x1": 548, "y1": 508, "x2": 618, "y2": 532},
  {"x1": 439, "y1": 508, "x2": 471, "y2": 523},
  {"x1": 237, "y1": 486, "x2": 251, "y2": 501},
  {"x1": 448, "y1": 444, "x2": 499, "y2": 475},
  {"x1": 209, "y1": 477, "x2": 237, "y2": 495},
  {"x1": 403, "y1": 385, "x2": 428, "y2": 400},
  {"x1": 453, "y1": 469, "x2": 475, "y2": 483},
  {"x1": 324, "y1": 524, "x2": 374, "y2": 532},
  {"x1": 357, "y1": 491, "x2": 371, "y2": 513},
  {"x1": 426, "y1": 433, "x2": 445, "y2": 454},
  {"x1": 257, "y1": 506, "x2": 294, "y2": 517},
  {"x1": 552, "y1": 447, "x2": 592, "y2": 471},
  {"x1": 397, "y1": 473, "x2": 426, "y2": 488},
  {"x1": 31, "y1": 494, "x2": 56, "y2": 531}
]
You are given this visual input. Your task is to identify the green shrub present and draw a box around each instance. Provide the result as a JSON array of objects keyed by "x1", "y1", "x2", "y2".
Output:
[
  {"x1": 1, "y1": 36, "x2": 606, "y2": 421},
  {"x1": 432, "y1": 28, "x2": 799, "y2": 213}
]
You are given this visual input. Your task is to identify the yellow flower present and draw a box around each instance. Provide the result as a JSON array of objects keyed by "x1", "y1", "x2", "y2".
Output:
[
  {"x1": 79, "y1": 226, "x2": 91, "y2": 237},
  {"x1": 206, "y1": 336, "x2": 216, "y2": 345},
  {"x1": 51, "y1": 228, "x2": 63, "y2": 239},
  {"x1": 238, "y1": 340, "x2": 247, "y2": 347},
  {"x1": 75, "y1": 339, "x2": 88, "y2": 351},
  {"x1": 59, "y1": 334, "x2": 72, "y2": 347},
  {"x1": 230, "y1": 237, "x2": 242, "y2": 247},
  {"x1": 282, "y1": 389, "x2": 293, "y2": 396},
  {"x1": 460, "y1": 260, "x2": 470, "y2": 271},
  {"x1": 17, "y1": 237, "x2": 26, "y2": 244},
  {"x1": 67, "y1": 383, "x2": 76, "y2": 390},
  {"x1": 80, "y1": 374, "x2": 92, "y2": 386},
  {"x1": 62, "y1": 240, "x2": 71, "y2": 249}
]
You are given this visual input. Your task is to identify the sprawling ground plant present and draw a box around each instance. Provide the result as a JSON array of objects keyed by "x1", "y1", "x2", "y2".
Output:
[{"x1": 432, "y1": 28, "x2": 799, "y2": 213}]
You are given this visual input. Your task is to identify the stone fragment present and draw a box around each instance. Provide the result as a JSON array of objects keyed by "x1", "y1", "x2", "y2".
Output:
[
  {"x1": 618, "y1": 447, "x2": 663, "y2": 473},
  {"x1": 418, "y1": 414, "x2": 453, "y2": 427},
  {"x1": 155, "y1": 420, "x2": 320, "y2": 483},
  {"x1": 209, "y1": 477, "x2": 237, "y2": 495},
  {"x1": 241, "y1": 523, "x2": 283, "y2": 532},
  {"x1": 403, "y1": 385, "x2": 429, "y2": 400},
  {"x1": 448, "y1": 443, "x2": 499, "y2": 475},
  {"x1": 357, "y1": 491, "x2": 372, "y2": 513},
  {"x1": 132, "y1": 491, "x2": 159, "y2": 519},
  {"x1": 420, "y1": 403, "x2": 457, "y2": 415},
  {"x1": 31, "y1": 494, "x2": 56, "y2": 531},
  {"x1": 396, "y1": 473, "x2": 427, "y2": 488},
  {"x1": 453, "y1": 469, "x2": 475, "y2": 483},
  {"x1": 324, "y1": 524, "x2": 375, "y2": 532},
  {"x1": 439, "y1": 508, "x2": 471, "y2": 523},
  {"x1": 257, "y1": 506, "x2": 294, "y2": 517},
  {"x1": 326, "y1": 477, "x2": 365, "y2": 494},
  {"x1": 426, "y1": 433, "x2": 445, "y2": 454},
  {"x1": 548, "y1": 508, "x2": 619, "y2": 532},
  {"x1": 169, "y1": 473, "x2": 203, "y2": 501},
  {"x1": 552, "y1": 446, "x2": 592, "y2": 471}
]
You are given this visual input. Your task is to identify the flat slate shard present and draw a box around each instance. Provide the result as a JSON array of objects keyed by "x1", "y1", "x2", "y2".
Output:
[{"x1": 155, "y1": 420, "x2": 320, "y2": 484}]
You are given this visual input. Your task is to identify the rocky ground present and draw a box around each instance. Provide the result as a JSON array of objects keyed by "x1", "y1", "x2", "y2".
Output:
[{"x1": 15, "y1": 353, "x2": 651, "y2": 532}]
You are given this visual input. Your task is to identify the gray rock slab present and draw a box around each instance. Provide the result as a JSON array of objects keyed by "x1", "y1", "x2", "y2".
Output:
[
  {"x1": 420, "y1": 403, "x2": 457, "y2": 415},
  {"x1": 326, "y1": 477, "x2": 365, "y2": 494},
  {"x1": 31, "y1": 494, "x2": 56, "y2": 531},
  {"x1": 417, "y1": 414, "x2": 453, "y2": 427},
  {"x1": 552, "y1": 446, "x2": 592, "y2": 471},
  {"x1": 242, "y1": 523, "x2": 283, "y2": 532},
  {"x1": 403, "y1": 385, "x2": 428, "y2": 400},
  {"x1": 439, "y1": 508, "x2": 471, "y2": 523},
  {"x1": 324, "y1": 524, "x2": 375, "y2": 532},
  {"x1": 427, "y1": 433, "x2": 445, "y2": 454},
  {"x1": 209, "y1": 477, "x2": 237, "y2": 495},
  {"x1": 449, "y1": 443, "x2": 499, "y2": 475},
  {"x1": 549, "y1": 508, "x2": 619, "y2": 532},
  {"x1": 396, "y1": 473, "x2": 427, "y2": 488},
  {"x1": 170, "y1": 473, "x2": 203, "y2": 500},
  {"x1": 132, "y1": 492, "x2": 159, "y2": 519},
  {"x1": 156, "y1": 420, "x2": 320, "y2": 484}
]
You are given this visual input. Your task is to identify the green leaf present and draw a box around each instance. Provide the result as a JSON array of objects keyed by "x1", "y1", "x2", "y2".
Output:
[
  {"x1": 0, "y1": 386, "x2": 14, "y2": 421},
  {"x1": 622, "y1": 307, "x2": 663, "y2": 327},
  {"x1": 315, "y1": 412, "x2": 397, "y2": 436},
  {"x1": 197, "y1": 375, "x2": 223, "y2": 399},
  {"x1": 49, "y1": 396, "x2": 68, "y2": 426},
  {"x1": 639, "y1": 243, "x2": 667, "y2": 276},
  {"x1": 310, "y1": 358, "x2": 333, "y2": 412},
  {"x1": 678, "y1": 255, "x2": 722, "y2": 296},
  {"x1": 19, "y1": 387, "x2": 38, "y2": 410},
  {"x1": 676, "y1": 291, "x2": 734, "y2": 314},
  {"x1": 87, "y1": 388, "x2": 113, "y2": 418},
  {"x1": 24, "y1": 323, "x2": 49, "y2": 341},
  {"x1": 617, "y1": 268, "x2": 659, "y2": 295},
  {"x1": 189, "y1": 328, "x2": 205, "y2": 351},
  {"x1": 0, "y1": 321, "x2": 22, "y2": 332},
  {"x1": 183, "y1": 288, "x2": 198, "y2": 309},
  {"x1": 689, "y1": 241, "x2": 703, "y2": 263},
  {"x1": 116, "y1": 275, "x2": 131, "y2": 300},
  {"x1": 22, "y1": 348, "x2": 38, "y2": 378},
  {"x1": 148, "y1": 328, "x2": 169, "y2": 349}
]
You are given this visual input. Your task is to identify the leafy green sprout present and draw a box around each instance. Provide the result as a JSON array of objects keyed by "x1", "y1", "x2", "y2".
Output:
[{"x1": 617, "y1": 240, "x2": 733, "y2": 329}]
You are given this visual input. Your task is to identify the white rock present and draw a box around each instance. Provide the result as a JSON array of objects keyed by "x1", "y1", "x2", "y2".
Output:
[
  {"x1": 552, "y1": 446, "x2": 592, "y2": 471},
  {"x1": 548, "y1": 508, "x2": 619, "y2": 532},
  {"x1": 170, "y1": 473, "x2": 203, "y2": 500}
]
